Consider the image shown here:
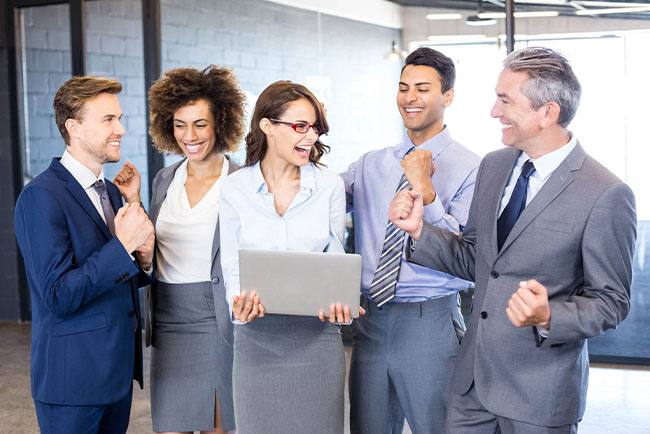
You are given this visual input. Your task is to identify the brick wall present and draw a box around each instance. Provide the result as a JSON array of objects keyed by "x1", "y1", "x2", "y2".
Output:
[
  {"x1": 20, "y1": 1, "x2": 149, "y2": 204},
  {"x1": 160, "y1": 0, "x2": 404, "y2": 172}
]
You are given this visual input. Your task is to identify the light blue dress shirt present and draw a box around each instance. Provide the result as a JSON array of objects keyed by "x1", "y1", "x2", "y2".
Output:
[
  {"x1": 219, "y1": 161, "x2": 346, "y2": 322},
  {"x1": 340, "y1": 127, "x2": 480, "y2": 302}
]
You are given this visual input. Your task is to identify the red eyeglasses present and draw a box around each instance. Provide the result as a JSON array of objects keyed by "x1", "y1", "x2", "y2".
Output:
[{"x1": 269, "y1": 119, "x2": 324, "y2": 136}]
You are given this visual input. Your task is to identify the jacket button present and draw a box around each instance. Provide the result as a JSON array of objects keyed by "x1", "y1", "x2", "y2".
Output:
[
  {"x1": 211, "y1": 277, "x2": 220, "y2": 285},
  {"x1": 480, "y1": 311, "x2": 488, "y2": 319},
  {"x1": 490, "y1": 270, "x2": 499, "y2": 278}
]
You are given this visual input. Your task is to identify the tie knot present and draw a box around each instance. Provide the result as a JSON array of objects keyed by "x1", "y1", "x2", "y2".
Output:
[
  {"x1": 521, "y1": 160, "x2": 535, "y2": 179},
  {"x1": 92, "y1": 179, "x2": 107, "y2": 193}
]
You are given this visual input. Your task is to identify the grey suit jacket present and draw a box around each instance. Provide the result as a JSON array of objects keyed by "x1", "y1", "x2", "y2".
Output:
[
  {"x1": 409, "y1": 143, "x2": 636, "y2": 426},
  {"x1": 144, "y1": 156, "x2": 239, "y2": 348}
]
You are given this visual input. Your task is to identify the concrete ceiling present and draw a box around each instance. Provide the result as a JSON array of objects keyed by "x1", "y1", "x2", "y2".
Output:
[{"x1": 387, "y1": 0, "x2": 650, "y2": 20}]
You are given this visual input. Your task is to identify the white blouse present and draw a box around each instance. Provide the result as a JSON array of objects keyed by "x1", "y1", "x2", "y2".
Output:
[{"x1": 156, "y1": 157, "x2": 229, "y2": 283}]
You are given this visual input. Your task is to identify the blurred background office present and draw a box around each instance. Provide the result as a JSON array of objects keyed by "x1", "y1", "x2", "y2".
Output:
[{"x1": 1, "y1": 1, "x2": 649, "y2": 433}]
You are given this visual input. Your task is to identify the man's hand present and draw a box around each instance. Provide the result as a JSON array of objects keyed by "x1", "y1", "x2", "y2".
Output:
[
  {"x1": 135, "y1": 231, "x2": 155, "y2": 270},
  {"x1": 389, "y1": 189, "x2": 424, "y2": 240},
  {"x1": 114, "y1": 202, "x2": 154, "y2": 254},
  {"x1": 401, "y1": 149, "x2": 436, "y2": 205},
  {"x1": 113, "y1": 161, "x2": 141, "y2": 204},
  {"x1": 506, "y1": 279, "x2": 551, "y2": 329}
]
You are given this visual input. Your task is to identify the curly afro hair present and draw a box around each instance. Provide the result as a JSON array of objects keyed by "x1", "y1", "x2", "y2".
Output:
[{"x1": 148, "y1": 65, "x2": 246, "y2": 155}]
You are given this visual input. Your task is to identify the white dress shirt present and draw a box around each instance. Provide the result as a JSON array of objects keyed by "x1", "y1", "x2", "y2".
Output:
[
  {"x1": 156, "y1": 158, "x2": 229, "y2": 283},
  {"x1": 498, "y1": 135, "x2": 578, "y2": 215},
  {"x1": 60, "y1": 150, "x2": 110, "y2": 225}
]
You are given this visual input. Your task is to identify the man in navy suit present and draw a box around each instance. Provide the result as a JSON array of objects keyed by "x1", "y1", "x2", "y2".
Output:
[{"x1": 14, "y1": 76, "x2": 155, "y2": 434}]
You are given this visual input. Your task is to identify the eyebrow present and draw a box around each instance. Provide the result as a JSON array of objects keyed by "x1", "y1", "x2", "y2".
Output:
[
  {"x1": 102, "y1": 113, "x2": 122, "y2": 120},
  {"x1": 173, "y1": 118, "x2": 210, "y2": 123},
  {"x1": 496, "y1": 92, "x2": 510, "y2": 100},
  {"x1": 398, "y1": 81, "x2": 432, "y2": 86}
]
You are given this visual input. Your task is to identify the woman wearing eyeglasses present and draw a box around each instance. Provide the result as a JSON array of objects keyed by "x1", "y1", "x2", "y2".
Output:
[{"x1": 219, "y1": 81, "x2": 359, "y2": 434}]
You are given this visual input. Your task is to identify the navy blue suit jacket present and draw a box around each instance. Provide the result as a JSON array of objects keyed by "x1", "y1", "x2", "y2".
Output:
[{"x1": 15, "y1": 158, "x2": 149, "y2": 405}]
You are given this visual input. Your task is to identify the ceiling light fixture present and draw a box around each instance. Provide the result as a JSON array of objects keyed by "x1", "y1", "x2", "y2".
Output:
[
  {"x1": 466, "y1": 0, "x2": 497, "y2": 26},
  {"x1": 385, "y1": 40, "x2": 407, "y2": 62},
  {"x1": 575, "y1": 6, "x2": 650, "y2": 15},
  {"x1": 426, "y1": 13, "x2": 463, "y2": 20},
  {"x1": 478, "y1": 10, "x2": 560, "y2": 18}
]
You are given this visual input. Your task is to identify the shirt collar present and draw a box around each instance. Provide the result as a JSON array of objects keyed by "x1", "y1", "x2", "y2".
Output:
[
  {"x1": 60, "y1": 149, "x2": 105, "y2": 189},
  {"x1": 399, "y1": 126, "x2": 452, "y2": 160},
  {"x1": 251, "y1": 161, "x2": 316, "y2": 194},
  {"x1": 521, "y1": 133, "x2": 578, "y2": 181}
]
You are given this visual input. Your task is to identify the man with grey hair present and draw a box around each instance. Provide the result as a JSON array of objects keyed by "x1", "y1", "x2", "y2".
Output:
[{"x1": 389, "y1": 46, "x2": 636, "y2": 433}]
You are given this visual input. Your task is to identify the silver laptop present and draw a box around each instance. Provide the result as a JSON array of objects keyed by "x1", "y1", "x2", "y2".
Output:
[{"x1": 239, "y1": 249, "x2": 362, "y2": 317}]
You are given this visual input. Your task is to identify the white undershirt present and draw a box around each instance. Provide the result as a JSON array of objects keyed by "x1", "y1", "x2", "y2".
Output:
[{"x1": 156, "y1": 158, "x2": 228, "y2": 283}]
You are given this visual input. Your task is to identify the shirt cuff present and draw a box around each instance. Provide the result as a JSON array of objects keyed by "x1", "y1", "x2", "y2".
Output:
[
  {"x1": 142, "y1": 264, "x2": 153, "y2": 276},
  {"x1": 421, "y1": 193, "x2": 445, "y2": 223},
  {"x1": 536, "y1": 326, "x2": 549, "y2": 339}
]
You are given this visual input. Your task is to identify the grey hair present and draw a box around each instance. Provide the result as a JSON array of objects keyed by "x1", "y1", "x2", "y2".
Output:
[{"x1": 503, "y1": 47, "x2": 581, "y2": 127}]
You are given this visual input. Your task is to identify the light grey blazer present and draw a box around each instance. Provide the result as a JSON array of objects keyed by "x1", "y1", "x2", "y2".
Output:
[
  {"x1": 144, "y1": 156, "x2": 239, "y2": 348},
  {"x1": 408, "y1": 143, "x2": 636, "y2": 427}
]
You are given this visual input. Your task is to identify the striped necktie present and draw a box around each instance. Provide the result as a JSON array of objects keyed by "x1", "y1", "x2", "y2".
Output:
[{"x1": 369, "y1": 151, "x2": 414, "y2": 307}]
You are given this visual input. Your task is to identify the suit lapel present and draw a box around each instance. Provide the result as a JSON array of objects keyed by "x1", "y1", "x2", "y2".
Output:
[
  {"x1": 497, "y1": 143, "x2": 586, "y2": 255},
  {"x1": 149, "y1": 159, "x2": 185, "y2": 226},
  {"x1": 61, "y1": 168, "x2": 113, "y2": 239},
  {"x1": 211, "y1": 158, "x2": 239, "y2": 269},
  {"x1": 488, "y1": 149, "x2": 521, "y2": 261}
]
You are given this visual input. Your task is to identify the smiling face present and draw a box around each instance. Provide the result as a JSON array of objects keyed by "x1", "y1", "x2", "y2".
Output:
[
  {"x1": 397, "y1": 64, "x2": 454, "y2": 145},
  {"x1": 264, "y1": 98, "x2": 319, "y2": 167},
  {"x1": 67, "y1": 92, "x2": 125, "y2": 174},
  {"x1": 491, "y1": 68, "x2": 547, "y2": 152},
  {"x1": 173, "y1": 99, "x2": 217, "y2": 163}
]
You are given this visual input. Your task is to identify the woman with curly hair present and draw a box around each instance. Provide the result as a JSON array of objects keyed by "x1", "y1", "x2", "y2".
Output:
[
  {"x1": 218, "y1": 81, "x2": 361, "y2": 434},
  {"x1": 114, "y1": 65, "x2": 244, "y2": 434}
]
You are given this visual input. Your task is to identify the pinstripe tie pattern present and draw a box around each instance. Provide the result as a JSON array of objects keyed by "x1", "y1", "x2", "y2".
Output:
[{"x1": 369, "y1": 172, "x2": 411, "y2": 307}]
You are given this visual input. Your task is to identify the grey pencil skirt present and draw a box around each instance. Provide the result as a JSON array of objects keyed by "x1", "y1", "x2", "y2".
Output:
[
  {"x1": 233, "y1": 315, "x2": 345, "y2": 434},
  {"x1": 150, "y1": 281, "x2": 235, "y2": 432}
]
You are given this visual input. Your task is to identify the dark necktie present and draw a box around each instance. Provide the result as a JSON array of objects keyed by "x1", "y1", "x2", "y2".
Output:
[
  {"x1": 497, "y1": 160, "x2": 535, "y2": 251},
  {"x1": 92, "y1": 180, "x2": 116, "y2": 236},
  {"x1": 369, "y1": 149, "x2": 414, "y2": 307}
]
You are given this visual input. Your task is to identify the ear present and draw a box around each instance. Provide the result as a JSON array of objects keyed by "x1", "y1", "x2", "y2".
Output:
[
  {"x1": 540, "y1": 101, "x2": 561, "y2": 128},
  {"x1": 65, "y1": 118, "x2": 79, "y2": 140},
  {"x1": 259, "y1": 117, "x2": 273, "y2": 136},
  {"x1": 443, "y1": 88, "x2": 455, "y2": 107}
]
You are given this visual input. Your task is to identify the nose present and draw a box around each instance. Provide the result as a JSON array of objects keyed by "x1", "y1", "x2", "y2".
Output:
[
  {"x1": 404, "y1": 87, "x2": 418, "y2": 103},
  {"x1": 490, "y1": 100, "x2": 501, "y2": 119},
  {"x1": 115, "y1": 119, "x2": 126, "y2": 135},
  {"x1": 185, "y1": 125, "x2": 198, "y2": 141},
  {"x1": 306, "y1": 126, "x2": 318, "y2": 141}
]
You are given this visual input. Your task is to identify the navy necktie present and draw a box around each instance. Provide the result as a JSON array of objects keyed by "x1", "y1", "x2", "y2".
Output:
[
  {"x1": 497, "y1": 160, "x2": 535, "y2": 251},
  {"x1": 92, "y1": 180, "x2": 116, "y2": 236}
]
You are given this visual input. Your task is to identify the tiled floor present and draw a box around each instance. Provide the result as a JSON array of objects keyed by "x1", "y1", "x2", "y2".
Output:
[{"x1": 1, "y1": 322, "x2": 649, "y2": 434}]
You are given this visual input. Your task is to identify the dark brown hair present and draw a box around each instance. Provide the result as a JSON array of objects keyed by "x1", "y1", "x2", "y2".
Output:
[
  {"x1": 53, "y1": 76, "x2": 122, "y2": 145},
  {"x1": 148, "y1": 65, "x2": 246, "y2": 155},
  {"x1": 245, "y1": 81, "x2": 329, "y2": 166}
]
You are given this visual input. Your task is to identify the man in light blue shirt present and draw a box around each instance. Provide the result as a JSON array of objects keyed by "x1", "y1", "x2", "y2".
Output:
[{"x1": 341, "y1": 47, "x2": 480, "y2": 434}]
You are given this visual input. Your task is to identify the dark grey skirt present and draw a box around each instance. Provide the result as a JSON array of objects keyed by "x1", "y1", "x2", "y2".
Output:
[
  {"x1": 233, "y1": 315, "x2": 345, "y2": 434},
  {"x1": 150, "y1": 281, "x2": 235, "y2": 432}
]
